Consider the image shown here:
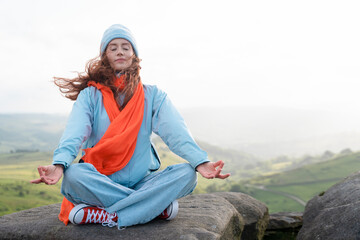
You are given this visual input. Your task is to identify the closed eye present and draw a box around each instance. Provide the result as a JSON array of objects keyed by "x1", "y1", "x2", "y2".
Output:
[{"x1": 121, "y1": 43, "x2": 131, "y2": 51}]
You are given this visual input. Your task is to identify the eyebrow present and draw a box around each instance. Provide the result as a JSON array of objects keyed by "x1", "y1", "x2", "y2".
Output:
[{"x1": 108, "y1": 42, "x2": 131, "y2": 47}]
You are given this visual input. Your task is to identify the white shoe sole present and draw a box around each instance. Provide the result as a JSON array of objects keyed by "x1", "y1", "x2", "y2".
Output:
[
  {"x1": 68, "y1": 203, "x2": 89, "y2": 224},
  {"x1": 166, "y1": 200, "x2": 179, "y2": 220}
]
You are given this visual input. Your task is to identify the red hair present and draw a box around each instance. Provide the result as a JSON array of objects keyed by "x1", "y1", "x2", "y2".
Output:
[{"x1": 54, "y1": 55, "x2": 141, "y2": 110}]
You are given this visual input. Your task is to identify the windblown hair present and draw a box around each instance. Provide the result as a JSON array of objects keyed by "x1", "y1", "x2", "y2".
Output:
[{"x1": 54, "y1": 55, "x2": 141, "y2": 110}]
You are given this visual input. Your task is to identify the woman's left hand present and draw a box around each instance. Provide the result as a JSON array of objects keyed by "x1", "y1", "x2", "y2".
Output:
[
  {"x1": 30, "y1": 164, "x2": 63, "y2": 185},
  {"x1": 196, "y1": 160, "x2": 230, "y2": 179}
]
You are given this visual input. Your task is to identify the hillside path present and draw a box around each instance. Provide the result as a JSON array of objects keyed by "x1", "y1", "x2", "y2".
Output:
[{"x1": 246, "y1": 184, "x2": 306, "y2": 206}]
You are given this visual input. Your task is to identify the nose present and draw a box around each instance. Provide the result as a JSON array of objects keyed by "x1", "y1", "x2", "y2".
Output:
[{"x1": 116, "y1": 48, "x2": 124, "y2": 56}]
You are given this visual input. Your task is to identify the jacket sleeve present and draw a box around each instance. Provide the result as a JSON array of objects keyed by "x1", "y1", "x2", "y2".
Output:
[
  {"x1": 52, "y1": 88, "x2": 94, "y2": 169},
  {"x1": 151, "y1": 87, "x2": 210, "y2": 169}
]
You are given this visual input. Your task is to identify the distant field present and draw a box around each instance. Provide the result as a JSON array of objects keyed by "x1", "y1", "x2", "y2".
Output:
[
  {"x1": 267, "y1": 180, "x2": 339, "y2": 202},
  {"x1": 249, "y1": 188, "x2": 305, "y2": 213},
  {"x1": 0, "y1": 152, "x2": 63, "y2": 216},
  {"x1": 262, "y1": 152, "x2": 360, "y2": 189},
  {"x1": 242, "y1": 152, "x2": 360, "y2": 212}
]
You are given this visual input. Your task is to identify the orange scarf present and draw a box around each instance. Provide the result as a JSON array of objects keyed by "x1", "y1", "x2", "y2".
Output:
[{"x1": 59, "y1": 75, "x2": 145, "y2": 225}]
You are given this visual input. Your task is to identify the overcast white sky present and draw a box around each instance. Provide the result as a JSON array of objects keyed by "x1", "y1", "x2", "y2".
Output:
[{"x1": 1, "y1": 0, "x2": 359, "y2": 115}]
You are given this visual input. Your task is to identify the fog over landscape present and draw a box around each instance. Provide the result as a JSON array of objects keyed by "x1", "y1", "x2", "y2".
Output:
[
  {"x1": 180, "y1": 106, "x2": 360, "y2": 158},
  {"x1": 1, "y1": 109, "x2": 359, "y2": 160},
  {"x1": 1, "y1": 0, "x2": 359, "y2": 159}
]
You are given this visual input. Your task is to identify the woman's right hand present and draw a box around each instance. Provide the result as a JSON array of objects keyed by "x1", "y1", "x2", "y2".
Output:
[{"x1": 30, "y1": 164, "x2": 64, "y2": 185}]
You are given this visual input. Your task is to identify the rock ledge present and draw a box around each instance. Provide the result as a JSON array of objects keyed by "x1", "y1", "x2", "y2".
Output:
[{"x1": 0, "y1": 192, "x2": 269, "y2": 240}]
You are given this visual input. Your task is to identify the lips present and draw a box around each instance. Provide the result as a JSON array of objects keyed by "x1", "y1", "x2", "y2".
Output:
[{"x1": 115, "y1": 59, "x2": 126, "y2": 63}]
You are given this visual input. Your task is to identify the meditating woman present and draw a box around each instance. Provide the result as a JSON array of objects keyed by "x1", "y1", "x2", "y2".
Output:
[{"x1": 31, "y1": 24, "x2": 230, "y2": 229}]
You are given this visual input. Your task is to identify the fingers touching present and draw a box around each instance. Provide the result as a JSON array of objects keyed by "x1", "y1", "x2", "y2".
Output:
[
  {"x1": 29, "y1": 178, "x2": 43, "y2": 184},
  {"x1": 197, "y1": 160, "x2": 230, "y2": 180},
  {"x1": 30, "y1": 165, "x2": 60, "y2": 185},
  {"x1": 213, "y1": 160, "x2": 230, "y2": 179}
]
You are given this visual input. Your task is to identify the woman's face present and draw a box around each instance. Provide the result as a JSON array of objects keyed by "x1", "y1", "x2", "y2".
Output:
[{"x1": 105, "y1": 38, "x2": 134, "y2": 71}]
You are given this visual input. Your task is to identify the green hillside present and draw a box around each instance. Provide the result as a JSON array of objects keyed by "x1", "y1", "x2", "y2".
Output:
[
  {"x1": 250, "y1": 151, "x2": 360, "y2": 187},
  {"x1": 240, "y1": 151, "x2": 360, "y2": 212},
  {"x1": 0, "y1": 152, "x2": 63, "y2": 216}
]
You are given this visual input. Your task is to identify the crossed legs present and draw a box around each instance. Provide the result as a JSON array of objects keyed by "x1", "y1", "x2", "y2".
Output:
[{"x1": 61, "y1": 163, "x2": 197, "y2": 227}]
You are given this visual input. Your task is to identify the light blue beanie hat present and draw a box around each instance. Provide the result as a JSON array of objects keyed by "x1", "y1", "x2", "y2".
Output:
[{"x1": 100, "y1": 24, "x2": 138, "y2": 57}]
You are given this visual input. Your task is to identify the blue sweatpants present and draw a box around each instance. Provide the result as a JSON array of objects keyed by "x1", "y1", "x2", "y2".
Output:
[{"x1": 61, "y1": 163, "x2": 197, "y2": 228}]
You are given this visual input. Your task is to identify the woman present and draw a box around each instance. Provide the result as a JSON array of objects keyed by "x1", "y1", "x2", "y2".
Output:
[{"x1": 31, "y1": 24, "x2": 230, "y2": 229}]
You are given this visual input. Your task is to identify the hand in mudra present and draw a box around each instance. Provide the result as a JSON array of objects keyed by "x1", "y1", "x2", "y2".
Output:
[
  {"x1": 30, "y1": 164, "x2": 64, "y2": 185},
  {"x1": 196, "y1": 160, "x2": 230, "y2": 179}
]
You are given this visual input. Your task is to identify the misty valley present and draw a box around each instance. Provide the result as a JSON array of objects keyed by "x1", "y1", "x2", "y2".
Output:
[{"x1": 0, "y1": 112, "x2": 359, "y2": 216}]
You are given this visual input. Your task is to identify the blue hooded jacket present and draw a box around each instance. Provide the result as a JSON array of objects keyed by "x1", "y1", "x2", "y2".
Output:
[{"x1": 52, "y1": 84, "x2": 209, "y2": 188}]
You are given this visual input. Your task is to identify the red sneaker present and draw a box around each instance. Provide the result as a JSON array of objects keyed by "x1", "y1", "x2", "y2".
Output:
[
  {"x1": 158, "y1": 200, "x2": 179, "y2": 220},
  {"x1": 69, "y1": 204, "x2": 118, "y2": 227}
]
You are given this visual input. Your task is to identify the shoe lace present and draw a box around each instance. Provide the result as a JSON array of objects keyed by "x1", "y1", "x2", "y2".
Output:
[
  {"x1": 102, "y1": 212, "x2": 117, "y2": 228},
  {"x1": 86, "y1": 208, "x2": 117, "y2": 227}
]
